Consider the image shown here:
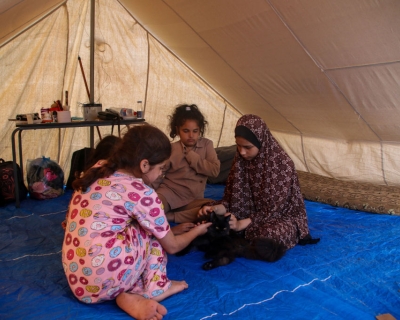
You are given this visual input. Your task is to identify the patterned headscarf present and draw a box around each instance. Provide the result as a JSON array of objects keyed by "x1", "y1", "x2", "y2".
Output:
[{"x1": 221, "y1": 114, "x2": 309, "y2": 247}]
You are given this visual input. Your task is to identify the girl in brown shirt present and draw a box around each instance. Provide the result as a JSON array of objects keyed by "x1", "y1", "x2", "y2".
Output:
[{"x1": 153, "y1": 104, "x2": 220, "y2": 232}]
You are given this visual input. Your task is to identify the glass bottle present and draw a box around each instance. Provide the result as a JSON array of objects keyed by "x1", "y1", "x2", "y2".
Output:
[{"x1": 137, "y1": 100, "x2": 143, "y2": 119}]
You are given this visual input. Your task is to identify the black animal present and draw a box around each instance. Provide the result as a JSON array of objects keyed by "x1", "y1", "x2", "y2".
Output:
[{"x1": 176, "y1": 212, "x2": 286, "y2": 270}]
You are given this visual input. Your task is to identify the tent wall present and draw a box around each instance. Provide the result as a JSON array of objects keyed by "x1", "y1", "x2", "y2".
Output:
[
  {"x1": 1, "y1": 0, "x2": 400, "y2": 186},
  {"x1": 0, "y1": 0, "x2": 239, "y2": 180},
  {"x1": 120, "y1": 0, "x2": 400, "y2": 186}
]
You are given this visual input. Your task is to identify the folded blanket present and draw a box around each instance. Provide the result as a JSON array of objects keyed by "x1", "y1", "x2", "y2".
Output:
[{"x1": 297, "y1": 171, "x2": 400, "y2": 215}]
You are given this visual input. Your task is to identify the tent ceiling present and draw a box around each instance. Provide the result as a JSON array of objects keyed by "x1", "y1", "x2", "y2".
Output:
[
  {"x1": 1, "y1": 0, "x2": 400, "y2": 186},
  {"x1": 120, "y1": 0, "x2": 400, "y2": 142},
  {"x1": 0, "y1": 0, "x2": 65, "y2": 46}
]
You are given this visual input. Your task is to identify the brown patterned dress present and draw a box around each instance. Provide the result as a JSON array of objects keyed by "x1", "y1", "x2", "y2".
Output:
[{"x1": 214, "y1": 114, "x2": 311, "y2": 249}]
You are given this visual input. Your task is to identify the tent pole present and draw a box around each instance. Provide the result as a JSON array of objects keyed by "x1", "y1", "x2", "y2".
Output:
[
  {"x1": 90, "y1": 0, "x2": 95, "y2": 104},
  {"x1": 89, "y1": 0, "x2": 95, "y2": 148}
]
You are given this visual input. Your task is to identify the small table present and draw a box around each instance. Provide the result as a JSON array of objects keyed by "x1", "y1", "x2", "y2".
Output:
[{"x1": 11, "y1": 118, "x2": 146, "y2": 207}]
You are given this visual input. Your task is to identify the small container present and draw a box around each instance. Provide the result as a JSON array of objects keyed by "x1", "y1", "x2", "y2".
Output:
[
  {"x1": 82, "y1": 103, "x2": 102, "y2": 121},
  {"x1": 41, "y1": 108, "x2": 53, "y2": 123},
  {"x1": 120, "y1": 108, "x2": 133, "y2": 118},
  {"x1": 57, "y1": 110, "x2": 72, "y2": 123},
  {"x1": 136, "y1": 100, "x2": 143, "y2": 119}
]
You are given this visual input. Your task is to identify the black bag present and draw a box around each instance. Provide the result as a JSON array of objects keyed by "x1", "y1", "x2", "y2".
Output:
[
  {"x1": 66, "y1": 147, "x2": 94, "y2": 189},
  {"x1": 97, "y1": 109, "x2": 121, "y2": 120},
  {"x1": 0, "y1": 158, "x2": 28, "y2": 206},
  {"x1": 97, "y1": 109, "x2": 121, "y2": 136}
]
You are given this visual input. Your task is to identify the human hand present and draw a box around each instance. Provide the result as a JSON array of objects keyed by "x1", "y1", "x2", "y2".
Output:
[
  {"x1": 198, "y1": 205, "x2": 213, "y2": 217},
  {"x1": 195, "y1": 222, "x2": 212, "y2": 235},
  {"x1": 171, "y1": 223, "x2": 195, "y2": 235},
  {"x1": 228, "y1": 213, "x2": 239, "y2": 231},
  {"x1": 229, "y1": 216, "x2": 251, "y2": 232},
  {"x1": 183, "y1": 146, "x2": 195, "y2": 156}
]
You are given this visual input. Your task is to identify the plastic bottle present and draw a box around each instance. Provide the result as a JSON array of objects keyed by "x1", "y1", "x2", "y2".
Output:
[{"x1": 137, "y1": 100, "x2": 143, "y2": 119}]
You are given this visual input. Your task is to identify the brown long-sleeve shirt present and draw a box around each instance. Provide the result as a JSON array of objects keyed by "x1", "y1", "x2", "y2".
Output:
[{"x1": 154, "y1": 137, "x2": 220, "y2": 209}]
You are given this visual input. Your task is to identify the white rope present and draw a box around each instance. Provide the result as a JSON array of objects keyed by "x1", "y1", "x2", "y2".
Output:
[
  {"x1": 0, "y1": 250, "x2": 62, "y2": 262},
  {"x1": 4, "y1": 210, "x2": 66, "y2": 220},
  {"x1": 200, "y1": 275, "x2": 332, "y2": 319}
]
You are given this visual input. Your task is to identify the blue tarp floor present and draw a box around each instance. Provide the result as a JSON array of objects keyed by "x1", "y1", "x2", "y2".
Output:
[{"x1": 0, "y1": 185, "x2": 399, "y2": 319}]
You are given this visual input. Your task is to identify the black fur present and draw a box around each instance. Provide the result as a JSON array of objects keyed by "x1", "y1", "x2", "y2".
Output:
[{"x1": 176, "y1": 212, "x2": 286, "y2": 270}]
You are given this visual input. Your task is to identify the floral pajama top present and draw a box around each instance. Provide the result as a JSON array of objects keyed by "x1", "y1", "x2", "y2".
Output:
[{"x1": 62, "y1": 171, "x2": 171, "y2": 303}]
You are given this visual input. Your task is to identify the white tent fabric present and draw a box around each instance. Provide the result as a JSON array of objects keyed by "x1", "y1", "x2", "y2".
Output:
[{"x1": 1, "y1": 0, "x2": 400, "y2": 186}]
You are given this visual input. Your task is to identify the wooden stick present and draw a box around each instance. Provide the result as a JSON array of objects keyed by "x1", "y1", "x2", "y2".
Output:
[
  {"x1": 96, "y1": 127, "x2": 102, "y2": 140},
  {"x1": 78, "y1": 56, "x2": 91, "y2": 100}
]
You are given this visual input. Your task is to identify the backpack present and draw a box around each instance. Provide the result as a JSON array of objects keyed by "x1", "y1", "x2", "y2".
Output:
[
  {"x1": 66, "y1": 147, "x2": 94, "y2": 189},
  {"x1": 0, "y1": 158, "x2": 28, "y2": 206}
]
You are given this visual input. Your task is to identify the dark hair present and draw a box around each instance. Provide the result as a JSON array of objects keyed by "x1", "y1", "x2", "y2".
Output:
[
  {"x1": 168, "y1": 104, "x2": 208, "y2": 139},
  {"x1": 85, "y1": 135, "x2": 122, "y2": 171},
  {"x1": 72, "y1": 125, "x2": 171, "y2": 191}
]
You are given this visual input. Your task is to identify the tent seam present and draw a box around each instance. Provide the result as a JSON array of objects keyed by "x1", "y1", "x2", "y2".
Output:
[
  {"x1": 116, "y1": 0, "x2": 241, "y2": 117},
  {"x1": 267, "y1": 0, "x2": 387, "y2": 185},
  {"x1": 324, "y1": 60, "x2": 400, "y2": 71},
  {"x1": 0, "y1": 1, "x2": 68, "y2": 48},
  {"x1": 158, "y1": 0, "x2": 302, "y2": 133},
  {"x1": 300, "y1": 134, "x2": 309, "y2": 172},
  {"x1": 216, "y1": 103, "x2": 227, "y2": 147}
]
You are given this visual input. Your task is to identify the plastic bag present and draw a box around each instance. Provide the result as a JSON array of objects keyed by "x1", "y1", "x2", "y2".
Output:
[{"x1": 27, "y1": 157, "x2": 64, "y2": 199}]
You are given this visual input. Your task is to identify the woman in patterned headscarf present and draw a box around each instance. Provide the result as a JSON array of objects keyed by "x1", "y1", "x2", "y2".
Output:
[{"x1": 200, "y1": 114, "x2": 318, "y2": 249}]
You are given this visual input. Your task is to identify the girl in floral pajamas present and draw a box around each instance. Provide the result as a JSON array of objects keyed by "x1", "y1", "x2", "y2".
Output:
[{"x1": 62, "y1": 125, "x2": 210, "y2": 320}]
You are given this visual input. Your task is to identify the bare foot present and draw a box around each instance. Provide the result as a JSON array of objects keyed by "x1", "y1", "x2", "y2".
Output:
[
  {"x1": 153, "y1": 280, "x2": 189, "y2": 302},
  {"x1": 171, "y1": 223, "x2": 195, "y2": 235},
  {"x1": 116, "y1": 292, "x2": 167, "y2": 320}
]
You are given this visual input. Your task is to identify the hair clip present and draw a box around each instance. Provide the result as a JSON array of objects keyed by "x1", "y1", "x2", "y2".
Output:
[{"x1": 186, "y1": 106, "x2": 191, "y2": 111}]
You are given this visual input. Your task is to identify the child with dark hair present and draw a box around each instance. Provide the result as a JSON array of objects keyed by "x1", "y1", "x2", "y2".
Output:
[
  {"x1": 61, "y1": 135, "x2": 122, "y2": 230},
  {"x1": 62, "y1": 125, "x2": 211, "y2": 320},
  {"x1": 84, "y1": 134, "x2": 122, "y2": 171},
  {"x1": 152, "y1": 104, "x2": 220, "y2": 234},
  {"x1": 167, "y1": 103, "x2": 208, "y2": 139}
]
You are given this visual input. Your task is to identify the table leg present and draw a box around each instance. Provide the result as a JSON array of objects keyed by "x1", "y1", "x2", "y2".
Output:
[
  {"x1": 18, "y1": 130, "x2": 23, "y2": 178},
  {"x1": 57, "y1": 128, "x2": 61, "y2": 163},
  {"x1": 89, "y1": 126, "x2": 102, "y2": 148},
  {"x1": 90, "y1": 127, "x2": 94, "y2": 148},
  {"x1": 11, "y1": 128, "x2": 21, "y2": 208}
]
